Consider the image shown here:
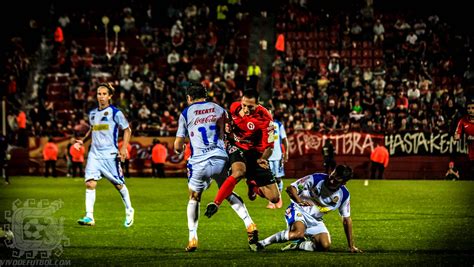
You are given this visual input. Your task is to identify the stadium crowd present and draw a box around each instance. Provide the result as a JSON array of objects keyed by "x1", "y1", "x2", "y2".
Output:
[{"x1": 1, "y1": 0, "x2": 473, "y2": 145}]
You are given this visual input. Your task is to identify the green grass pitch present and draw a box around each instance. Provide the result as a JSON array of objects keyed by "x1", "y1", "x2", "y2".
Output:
[{"x1": 1, "y1": 177, "x2": 473, "y2": 266}]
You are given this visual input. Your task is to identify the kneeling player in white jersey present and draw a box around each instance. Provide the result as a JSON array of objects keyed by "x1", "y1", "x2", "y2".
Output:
[
  {"x1": 76, "y1": 83, "x2": 134, "y2": 227},
  {"x1": 175, "y1": 84, "x2": 258, "y2": 252},
  {"x1": 253, "y1": 165, "x2": 362, "y2": 253}
]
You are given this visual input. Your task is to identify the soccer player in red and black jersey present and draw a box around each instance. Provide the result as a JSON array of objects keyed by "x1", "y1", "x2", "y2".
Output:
[
  {"x1": 455, "y1": 98, "x2": 474, "y2": 176},
  {"x1": 205, "y1": 90, "x2": 280, "y2": 220}
]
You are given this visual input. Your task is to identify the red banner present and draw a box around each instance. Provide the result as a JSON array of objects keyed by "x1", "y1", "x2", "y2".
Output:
[{"x1": 288, "y1": 132, "x2": 384, "y2": 157}]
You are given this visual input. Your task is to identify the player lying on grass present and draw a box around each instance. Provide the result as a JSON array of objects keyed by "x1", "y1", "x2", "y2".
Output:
[{"x1": 252, "y1": 165, "x2": 362, "y2": 253}]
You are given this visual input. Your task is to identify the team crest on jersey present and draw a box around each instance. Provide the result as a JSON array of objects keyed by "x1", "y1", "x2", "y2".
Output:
[
  {"x1": 247, "y1": 122, "x2": 255, "y2": 130},
  {"x1": 104, "y1": 112, "x2": 109, "y2": 116},
  {"x1": 296, "y1": 212, "x2": 302, "y2": 217},
  {"x1": 332, "y1": 196, "x2": 339, "y2": 203}
]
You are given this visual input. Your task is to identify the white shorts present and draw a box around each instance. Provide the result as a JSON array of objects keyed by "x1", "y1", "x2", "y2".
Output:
[
  {"x1": 85, "y1": 157, "x2": 124, "y2": 185},
  {"x1": 187, "y1": 157, "x2": 227, "y2": 193},
  {"x1": 269, "y1": 160, "x2": 285, "y2": 178},
  {"x1": 285, "y1": 203, "x2": 329, "y2": 236}
]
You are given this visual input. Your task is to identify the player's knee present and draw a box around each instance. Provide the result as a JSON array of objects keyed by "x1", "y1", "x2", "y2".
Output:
[
  {"x1": 318, "y1": 240, "x2": 331, "y2": 251},
  {"x1": 269, "y1": 195, "x2": 280, "y2": 204},
  {"x1": 233, "y1": 172, "x2": 245, "y2": 180},
  {"x1": 289, "y1": 230, "x2": 305, "y2": 240},
  {"x1": 313, "y1": 235, "x2": 331, "y2": 251},
  {"x1": 190, "y1": 192, "x2": 201, "y2": 202},
  {"x1": 85, "y1": 180, "x2": 96, "y2": 189}
]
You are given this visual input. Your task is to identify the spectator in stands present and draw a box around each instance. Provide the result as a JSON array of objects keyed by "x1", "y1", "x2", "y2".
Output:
[
  {"x1": 373, "y1": 19, "x2": 385, "y2": 45},
  {"x1": 167, "y1": 49, "x2": 180, "y2": 66},
  {"x1": 123, "y1": 11, "x2": 136, "y2": 33},
  {"x1": 151, "y1": 138, "x2": 167, "y2": 178},
  {"x1": 43, "y1": 137, "x2": 59, "y2": 178},
  {"x1": 445, "y1": 161, "x2": 459, "y2": 181},
  {"x1": 350, "y1": 22, "x2": 363, "y2": 41},
  {"x1": 247, "y1": 60, "x2": 261, "y2": 90},
  {"x1": 138, "y1": 104, "x2": 151, "y2": 122},
  {"x1": 370, "y1": 141, "x2": 389, "y2": 180},
  {"x1": 188, "y1": 65, "x2": 202, "y2": 82}
]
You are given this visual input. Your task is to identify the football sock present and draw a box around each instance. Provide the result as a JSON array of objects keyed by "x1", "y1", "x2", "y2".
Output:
[
  {"x1": 119, "y1": 185, "x2": 132, "y2": 210},
  {"x1": 261, "y1": 229, "x2": 289, "y2": 246},
  {"x1": 187, "y1": 199, "x2": 199, "y2": 241},
  {"x1": 227, "y1": 193, "x2": 254, "y2": 228},
  {"x1": 214, "y1": 176, "x2": 237, "y2": 205},
  {"x1": 277, "y1": 179, "x2": 284, "y2": 192},
  {"x1": 298, "y1": 240, "x2": 315, "y2": 251},
  {"x1": 85, "y1": 189, "x2": 95, "y2": 219}
]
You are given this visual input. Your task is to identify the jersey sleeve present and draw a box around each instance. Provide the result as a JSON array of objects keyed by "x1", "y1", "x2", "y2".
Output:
[
  {"x1": 279, "y1": 122, "x2": 287, "y2": 139},
  {"x1": 338, "y1": 196, "x2": 351, "y2": 217},
  {"x1": 176, "y1": 113, "x2": 187, "y2": 138},
  {"x1": 258, "y1": 107, "x2": 275, "y2": 149},
  {"x1": 455, "y1": 118, "x2": 465, "y2": 136},
  {"x1": 114, "y1": 110, "x2": 130, "y2": 130},
  {"x1": 291, "y1": 175, "x2": 314, "y2": 195},
  {"x1": 338, "y1": 187, "x2": 351, "y2": 217}
]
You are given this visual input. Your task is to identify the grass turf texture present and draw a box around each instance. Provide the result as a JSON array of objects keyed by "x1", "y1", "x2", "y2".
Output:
[{"x1": 1, "y1": 177, "x2": 473, "y2": 266}]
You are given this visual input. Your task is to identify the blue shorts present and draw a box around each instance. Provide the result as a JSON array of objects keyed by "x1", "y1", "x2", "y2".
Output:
[{"x1": 85, "y1": 157, "x2": 125, "y2": 185}]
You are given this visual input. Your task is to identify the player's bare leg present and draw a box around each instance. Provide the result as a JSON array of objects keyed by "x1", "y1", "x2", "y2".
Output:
[
  {"x1": 257, "y1": 183, "x2": 280, "y2": 204},
  {"x1": 205, "y1": 162, "x2": 245, "y2": 218},
  {"x1": 252, "y1": 221, "x2": 306, "y2": 251},
  {"x1": 286, "y1": 233, "x2": 331, "y2": 252}
]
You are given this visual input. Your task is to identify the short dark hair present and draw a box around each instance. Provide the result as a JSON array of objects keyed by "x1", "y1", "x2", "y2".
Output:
[
  {"x1": 186, "y1": 83, "x2": 207, "y2": 100},
  {"x1": 333, "y1": 165, "x2": 353, "y2": 181},
  {"x1": 98, "y1": 83, "x2": 115, "y2": 95},
  {"x1": 243, "y1": 89, "x2": 259, "y2": 100}
]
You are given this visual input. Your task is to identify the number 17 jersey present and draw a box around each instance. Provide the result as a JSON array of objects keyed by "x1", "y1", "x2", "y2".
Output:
[{"x1": 176, "y1": 101, "x2": 228, "y2": 164}]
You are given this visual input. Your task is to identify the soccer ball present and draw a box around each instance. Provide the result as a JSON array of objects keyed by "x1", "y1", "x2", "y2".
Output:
[{"x1": 23, "y1": 219, "x2": 45, "y2": 240}]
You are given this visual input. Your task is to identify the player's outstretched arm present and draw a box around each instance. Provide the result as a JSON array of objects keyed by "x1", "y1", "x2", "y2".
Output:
[{"x1": 343, "y1": 216, "x2": 363, "y2": 253}]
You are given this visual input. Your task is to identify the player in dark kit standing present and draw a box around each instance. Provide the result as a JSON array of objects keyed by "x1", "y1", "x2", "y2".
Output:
[{"x1": 205, "y1": 90, "x2": 280, "y2": 220}]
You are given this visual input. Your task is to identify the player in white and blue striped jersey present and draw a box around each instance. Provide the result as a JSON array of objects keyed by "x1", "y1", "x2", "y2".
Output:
[
  {"x1": 175, "y1": 84, "x2": 257, "y2": 252},
  {"x1": 174, "y1": 84, "x2": 228, "y2": 252},
  {"x1": 253, "y1": 165, "x2": 362, "y2": 253},
  {"x1": 266, "y1": 108, "x2": 288, "y2": 209},
  {"x1": 76, "y1": 83, "x2": 134, "y2": 228}
]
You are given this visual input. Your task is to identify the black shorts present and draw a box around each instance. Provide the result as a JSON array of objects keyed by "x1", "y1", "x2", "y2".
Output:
[{"x1": 227, "y1": 145, "x2": 275, "y2": 187}]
